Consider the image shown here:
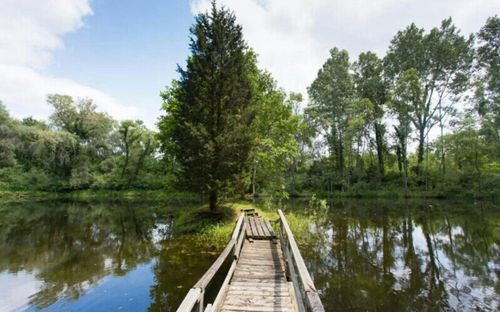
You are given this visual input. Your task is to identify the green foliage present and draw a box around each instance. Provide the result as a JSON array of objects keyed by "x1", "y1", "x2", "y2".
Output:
[
  {"x1": 385, "y1": 18, "x2": 475, "y2": 175},
  {"x1": 246, "y1": 67, "x2": 300, "y2": 198},
  {"x1": 476, "y1": 15, "x2": 500, "y2": 99},
  {"x1": 159, "y1": 3, "x2": 253, "y2": 211},
  {"x1": 0, "y1": 95, "x2": 163, "y2": 192},
  {"x1": 474, "y1": 15, "x2": 500, "y2": 160},
  {"x1": 307, "y1": 48, "x2": 355, "y2": 186},
  {"x1": 294, "y1": 16, "x2": 498, "y2": 198},
  {"x1": 158, "y1": 4, "x2": 302, "y2": 208},
  {"x1": 353, "y1": 52, "x2": 388, "y2": 178}
]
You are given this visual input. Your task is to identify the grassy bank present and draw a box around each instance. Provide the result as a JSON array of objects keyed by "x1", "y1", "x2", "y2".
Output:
[
  {"x1": 0, "y1": 189, "x2": 199, "y2": 203},
  {"x1": 172, "y1": 202, "x2": 258, "y2": 249},
  {"x1": 171, "y1": 200, "x2": 313, "y2": 250},
  {"x1": 291, "y1": 188, "x2": 498, "y2": 200},
  {"x1": 0, "y1": 190, "x2": 51, "y2": 200},
  {"x1": 2, "y1": 186, "x2": 496, "y2": 202}
]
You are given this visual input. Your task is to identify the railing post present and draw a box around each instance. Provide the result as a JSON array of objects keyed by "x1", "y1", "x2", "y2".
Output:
[
  {"x1": 198, "y1": 291, "x2": 204, "y2": 312},
  {"x1": 176, "y1": 288, "x2": 202, "y2": 312}
]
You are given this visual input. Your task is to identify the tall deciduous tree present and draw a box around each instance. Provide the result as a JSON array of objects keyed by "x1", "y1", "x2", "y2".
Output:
[
  {"x1": 48, "y1": 94, "x2": 114, "y2": 188},
  {"x1": 159, "y1": 2, "x2": 253, "y2": 211},
  {"x1": 0, "y1": 102, "x2": 17, "y2": 167},
  {"x1": 308, "y1": 48, "x2": 354, "y2": 188},
  {"x1": 390, "y1": 69, "x2": 419, "y2": 192},
  {"x1": 385, "y1": 18, "x2": 474, "y2": 178},
  {"x1": 247, "y1": 70, "x2": 300, "y2": 197},
  {"x1": 116, "y1": 120, "x2": 158, "y2": 188},
  {"x1": 475, "y1": 15, "x2": 500, "y2": 156},
  {"x1": 353, "y1": 52, "x2": 389, "y2": 179}
]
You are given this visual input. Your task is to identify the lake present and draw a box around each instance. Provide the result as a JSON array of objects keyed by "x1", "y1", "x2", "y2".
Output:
[{"x1": 0, "y1": 198, "x2": 498, "y2": 311}]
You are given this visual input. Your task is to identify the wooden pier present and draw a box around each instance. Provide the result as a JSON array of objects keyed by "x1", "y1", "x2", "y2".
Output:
[{"x1": 176, "y1": 209, "x2": 325, "y2": 312}]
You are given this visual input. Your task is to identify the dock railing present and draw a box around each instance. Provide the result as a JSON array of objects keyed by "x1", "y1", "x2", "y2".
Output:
[
  {"x1": 177, "y1": 209, "x2": 325, "y2": 312},
  {"x1": 277, "y1": 209, "x2": 325, "y2": 312},
  {"x1": 176, "y1": 214, "x2": 245, "y2": 312}
]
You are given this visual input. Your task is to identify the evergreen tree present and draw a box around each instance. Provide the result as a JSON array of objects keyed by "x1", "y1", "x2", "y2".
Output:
[{"x1": 160, "y1": 2, "x2": 253, "y2": 211}]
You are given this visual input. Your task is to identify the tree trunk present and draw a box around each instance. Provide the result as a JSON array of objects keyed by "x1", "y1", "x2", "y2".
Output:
[
  {"x1": 374, "y1": 122, "x2": 385, "y2": 177},
  {"x1": 440, "y1": 121, "x2": 446, "y2": 181},
  {"x1": 209, "y1": 189, "x2": 217, "y2": 212},
  {"x1": 252, "y1": 162, "x2": 257, "y2": 197},
  {"x1": 337, "y1": 131, "x2": 344, "y2": 190},
  {"x1": 403, "y1": 126, "x2": 409, "y2": 194},
  {"x1": 425, "y1": 136, "x2": 429, "y2": 191},
  {"x1": 396, "y1": 145, "x2": 403, "y2": 173},
  {"x1": 291, "y1": 157, "x2": 297, "y2": 196},
  {"x1": 128, "y1": 137, "x2": 151, "y2": 187},
  {"x1": 403, "y1": 145, "x2": 409, "y2": 194},
  {"x1": 474, "y1": 142, "x2": 481, "y2": 193},
  {"x1": 417, "y1": 126, "x2": 425, "y2": 176},
  {"x1": 121, "y1": 128, "x2": 129, "y2": 179},
  {"x1": 121, "y1": 146, "x2": 129, "y2": 179}
]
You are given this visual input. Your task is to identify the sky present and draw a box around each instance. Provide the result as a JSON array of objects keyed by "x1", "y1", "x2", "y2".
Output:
[{"x1": 0, "y1": 0, "x2": 498, "y2": 129}]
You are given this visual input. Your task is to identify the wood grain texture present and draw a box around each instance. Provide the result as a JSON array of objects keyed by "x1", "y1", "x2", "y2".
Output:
[
  {"x1": 245, "y1": 216, "x2": 276, "y2": 240},
  {"x1": 218, "y1": 239, "x2": 297, "y2": 312},
  {"x1": 178, "y1": 212, "x2": 323, "y2": 312}
]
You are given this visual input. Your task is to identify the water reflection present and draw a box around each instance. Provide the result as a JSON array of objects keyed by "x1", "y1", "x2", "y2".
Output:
[
  {"x1": 287, "y1": 199, "x2": 499, "y2": 311},
  {"x1": 0, "y1": 200, "x2": 179, "y2": 311},
  {"x1": 0, "y1": 199, "x2": 497, "y2": 311}
]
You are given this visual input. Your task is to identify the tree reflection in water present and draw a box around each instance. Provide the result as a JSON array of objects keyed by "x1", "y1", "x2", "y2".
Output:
[
  {"x1": 0, "y1": 200, "x2": 174, "y2": 310},
  {"x1": 290, "y1": 199, "x2": 499, "y2": 311},
  {"x1": 0, "y1": 199, "x2": 497, "y2": 311}
]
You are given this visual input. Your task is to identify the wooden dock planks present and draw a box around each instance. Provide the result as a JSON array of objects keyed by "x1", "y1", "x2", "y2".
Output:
[
  {"x1": 176, "y1": 211, "x2": 323, "y2": 312},
  {"x1": 244, "y1": 216, "x2": 276, "y2": 240},
  {"x1": 219, "y1": 240, "x2": 297, "y2": 312}
]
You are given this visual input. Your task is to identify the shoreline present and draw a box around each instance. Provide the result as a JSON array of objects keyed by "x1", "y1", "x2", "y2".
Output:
[{"x1": 0, "y1": 188, "x2": 496, "y2": 201}]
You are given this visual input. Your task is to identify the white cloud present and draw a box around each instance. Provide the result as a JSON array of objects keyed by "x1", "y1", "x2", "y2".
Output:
[
  {"x1": 0, "y1": 64, "x2": 140, "y2": 121},
  {"x1": 0, "y1": 0, "x2": 145, "y2": 125},
  {"x1": 189, "y1": 0, "x2": 499, "y2": 97}
]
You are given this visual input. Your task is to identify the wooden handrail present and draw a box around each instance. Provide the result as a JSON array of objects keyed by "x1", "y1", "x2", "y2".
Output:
[
  {"x1": 178, "y1": 210, "x2": 324, "y2": 312},
  {"x1": 177, "y1": 214, "x2": 245, "y2": 312},
  {"x1": 278, "y1": 209, "x2": 325, "y2": 312}
]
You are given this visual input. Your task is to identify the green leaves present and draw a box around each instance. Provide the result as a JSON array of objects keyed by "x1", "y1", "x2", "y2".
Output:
[
  {"x1": 385, "y1": 18, "x2": 475, "y2": 175},
  {"x1": 307, "y1": 48, "x2": 355, "y2": 180},
  {"x1": 354, "y1": 52, "x2": 388, "y2": 118},
  {"x1": 475, "y1": 15, "x2": 499, "y2": 153}
]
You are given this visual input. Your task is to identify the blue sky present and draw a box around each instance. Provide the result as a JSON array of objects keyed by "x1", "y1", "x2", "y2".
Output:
[
  {"x1": 1, "y1": 0, "x2": 498, "y2": 129},
  {"x1": 47, "y1": 0, "x2": 192, "y2": 125},
  {"x1": 1, "y1": 0, "x2": 196, "y2": 128}
]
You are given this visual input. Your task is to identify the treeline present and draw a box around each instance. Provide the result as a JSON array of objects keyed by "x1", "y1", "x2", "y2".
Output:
[
  {"x1": 293, "y1": 16, "x2": 499, "y2": 197},
  {"x1": 0, "y1": 95, "x2": 164, "y2": 191},
  {"x1": 0, "y1": 7, "x2": 498, "y2": 199}
]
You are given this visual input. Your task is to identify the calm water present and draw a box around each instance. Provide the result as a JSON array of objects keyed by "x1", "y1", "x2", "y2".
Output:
[
  {"x1": 284, "y1": 199, "x2": 499, "y2": 311},
  {"x1": 0, "y1": 199, "x2": 498, "y2": 311}
]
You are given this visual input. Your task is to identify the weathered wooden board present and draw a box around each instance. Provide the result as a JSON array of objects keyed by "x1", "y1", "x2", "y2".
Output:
[
  {"x1": 244, "y1": 216, "x2": 276, "y2": 240},
  {"x1": 178, "y1": 212, "x2": 323, "y2": 312},
  {"x1": 217, "y1": 238, "x2": 297, "y2": 312}
]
